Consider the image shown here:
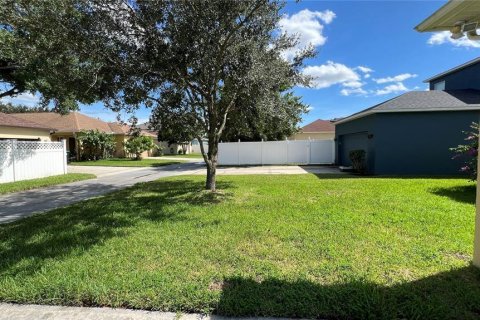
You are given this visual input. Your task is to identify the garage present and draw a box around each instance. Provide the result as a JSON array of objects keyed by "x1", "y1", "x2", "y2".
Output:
[{"x1": 337, "y1": 132, "x2": 369, "y2": 167}]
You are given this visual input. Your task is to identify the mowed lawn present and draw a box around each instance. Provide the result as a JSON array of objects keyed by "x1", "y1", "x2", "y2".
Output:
[
  {"x1": 69, "y1": 158, "x2": 185, "y2": 167},
  {"x1": 0, "y1": 173, "x2": 95, "y2": 195},
  {"x1": 0, "y1": 175, "x2": 479, "y2": 319}
]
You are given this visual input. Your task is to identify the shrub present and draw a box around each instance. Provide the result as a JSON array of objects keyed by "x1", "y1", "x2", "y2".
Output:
[
  {"x1": 450, "y1": 122, "x2": 478, "y2": 180},
  {"x1": 125, "y1": 136, "x2": 157, "y2": 160},
  {"x1": 178, "y1": 149, "x2": 183, "y2": 155},
  {"x1": 77, "y1": 130, "x2": 115, "y2": 161},
  {"x1": 349, "y1": 149, "x2": 366, "y2": 174}
]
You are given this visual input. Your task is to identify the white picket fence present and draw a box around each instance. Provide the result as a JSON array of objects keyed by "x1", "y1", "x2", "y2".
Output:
[
  {"x1": 218, "y1": 139, "x2": 335, "y2": 165},
  {"x1": 0, "y1": 140, "x2": 67, "y2": 183}
]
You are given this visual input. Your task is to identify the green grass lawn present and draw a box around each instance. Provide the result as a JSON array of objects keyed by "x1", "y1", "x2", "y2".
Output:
[
  {"x1": 69, "y1": 158, "x2": 185, "y2": 167},
  {"x1": 0, "y1": 174, "x2": 479, "y2": 319},
  {"x1": 160, "y1": 153, "x2": 203, "y2": 159},
  {"x1": 0, "y1": 173, "x2": 96, "y2": 195}
]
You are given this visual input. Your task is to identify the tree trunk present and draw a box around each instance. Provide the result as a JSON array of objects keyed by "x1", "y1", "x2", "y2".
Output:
[
  {"x1": 206, "y1": 160, "x2": 217, "y2": 191},
  {"x1": 205, "y1": 137, "x2": 219, "y2": 191}
]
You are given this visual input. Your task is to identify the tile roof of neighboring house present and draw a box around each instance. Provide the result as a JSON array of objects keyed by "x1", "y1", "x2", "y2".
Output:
[
  {"x1": 300, "y1": 119, "x2": 335, "y2": 132},
  {"x1": 11, "y1": 112, "x2": 122, "y2": 134},
  {"x1": 0, "y1": 112, "x2": 54, "y2": 130},
  {"x1": 140, "y1": 130, "x2": 157, "y2": 138},
  {"x1": 335, "y1": 89, "x2": 480, "y2": 124},
  {"x1": 138, "y1": 122, "x2": 151, "y2": 130},
  {"x1": 107, "y1": 122, "x2": 131, "y2": 134}
]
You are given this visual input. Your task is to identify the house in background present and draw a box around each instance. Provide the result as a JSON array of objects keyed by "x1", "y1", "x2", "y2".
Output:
[
  {"x1": 335, "y1": 57, "x2": 480, "y2": 175},
  {"x1": 0, "y1": 112, "x2": 54, "y2": 141},
  {"x1": 290, "y1": 119, "x2": 335, "y2": 141},
  {"x1": 11, "y1": 112, "x2": 157, "y2": 159},
  {"x1": 138, "y1": 122, "x2": 194, "y2": 154}
]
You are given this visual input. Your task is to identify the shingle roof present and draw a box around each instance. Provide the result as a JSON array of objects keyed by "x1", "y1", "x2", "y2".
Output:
[
  {"x1": 11, "y1": 112, "x2": 119, "y2": 134},
  {"x1": 108, "y1": 122, "x2": 131, "y2": 134},
  {"x1": 0, "y1": 112, "x2": 54, "y2": 130},
  {"x1": 301, "y1": 119, "x2": 335, "y2": 132},
  {"x1": 335, "y1": 89, "x2": 480, "y2": 124}
]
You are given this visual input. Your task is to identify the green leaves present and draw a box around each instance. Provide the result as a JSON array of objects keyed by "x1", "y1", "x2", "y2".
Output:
[
  {"x1": 124, "y1": 136, "x2": 158, "y2": 160},
  {"x1": 77, "y1": 129, "x2": 116, "y2": 161}
]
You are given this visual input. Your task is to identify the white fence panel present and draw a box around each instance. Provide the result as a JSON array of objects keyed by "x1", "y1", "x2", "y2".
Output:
[
  {"x1": 262, "y1": 141, "x2": 288, "y2": 165},
  {"x1": 0, "y1": 140, "x2": 67, "y2": 183},
  {"x1": 218, "y1": 139, "x2": 334, "y2": 166},
  {"x1": 310, "y1": 140, "x2": 335, "y2": 164},
  {"x1": 238, "y1": 142, "x2": 262, "y2": 165}
]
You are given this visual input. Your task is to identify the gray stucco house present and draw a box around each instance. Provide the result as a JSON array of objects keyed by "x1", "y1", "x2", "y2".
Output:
[{"x1": 335, "y1": 57, "x2": 480, "y2": 175}]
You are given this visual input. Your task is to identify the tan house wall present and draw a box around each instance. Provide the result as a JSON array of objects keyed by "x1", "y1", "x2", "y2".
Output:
[
  {"x1": 0, "y1": 126, "x2": 52, "y2": 141},
  {"x1": 289, "y1": 132, "x2": 334, "y2": 140},
  {"x1": 114, "y1": 134, "x2": 127, "y2": 158}
]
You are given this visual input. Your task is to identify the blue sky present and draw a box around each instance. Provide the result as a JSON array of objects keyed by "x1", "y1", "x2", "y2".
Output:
[{"x1": 3, "y1": 0, "x2": 480, "y2": 126}]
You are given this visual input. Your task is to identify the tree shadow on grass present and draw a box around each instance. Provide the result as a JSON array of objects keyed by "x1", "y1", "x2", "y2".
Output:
[
  {"x1": 216, "y1": 266, "x2": 480, "y2": 319},
  {"x1": 429, "y1": 184, "x2": 476, "y2": 205},
  {"x1": 0, "y1": 179, "x2": 234, "y2": 277}
]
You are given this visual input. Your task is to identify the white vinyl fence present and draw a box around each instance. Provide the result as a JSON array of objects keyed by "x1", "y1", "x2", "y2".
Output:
[
  {"x1": 218, "y1": 139, "x2": 335, "y2": 165},
  {"x1": 0, "y1": 140, "x2": 67, "y2": 183}
]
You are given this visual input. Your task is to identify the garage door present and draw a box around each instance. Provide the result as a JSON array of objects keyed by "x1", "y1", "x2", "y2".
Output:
[{"x1": 338, "y1": 132, "x2": 368, "y2": 166}]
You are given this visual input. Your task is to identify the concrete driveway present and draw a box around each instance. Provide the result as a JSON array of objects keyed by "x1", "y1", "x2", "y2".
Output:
[
  {"x1": 0, "y1": 162, "x2": 202, "y2": 224},
  {"x1": 188, "y1": 165, "x2": 343, "y2": 175}
]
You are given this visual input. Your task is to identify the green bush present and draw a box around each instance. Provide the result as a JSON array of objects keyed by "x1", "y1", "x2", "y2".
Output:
[
  {"x1": 125, "y1": 136, "x2": 158, "y2": 160},
  {"x1": 77, "y1": 130, "x2": 115, "y2": 161},
  {"x1": 349, "y1": 149, "x2": 366, "y2": 174}
]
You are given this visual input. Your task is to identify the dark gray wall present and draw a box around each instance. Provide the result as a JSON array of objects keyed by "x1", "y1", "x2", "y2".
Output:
[
  {"x1": 335, "y1": 115, "x2": 376, "y2": 173},
  {"x1": 336, "y1": 111, "x2": 479, "y2": 175},
  {"x1": 429, "y1": 62, "x2": 480, "y2": 91}
]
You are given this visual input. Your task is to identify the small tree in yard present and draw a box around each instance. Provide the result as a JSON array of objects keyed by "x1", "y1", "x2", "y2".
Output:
[
  {"x1": 451, "y1": 122, "x2": 479, "y2": 180},
  {"x1": 143, "y1": 0, "x2": 312, "y2": 191},
  {"x1": 77, "y1": 130, "x2": 115, "y2": 161},
  {"x1": 125, "y1": 136, "x2": 157, "y2": 160}
]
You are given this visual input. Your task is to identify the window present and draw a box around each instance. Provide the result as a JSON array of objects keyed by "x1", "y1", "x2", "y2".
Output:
[{"x1": 433, "y1": 80, "x2": 445, "y2": 91}]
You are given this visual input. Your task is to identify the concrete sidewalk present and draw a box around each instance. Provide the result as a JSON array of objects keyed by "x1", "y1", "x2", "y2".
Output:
[
  {"x1": 0, "y1": 303, "x2": 302, "y2": 320},
  {"x1": 0, "y1": 162, "x2": 202, "y2": 224}
]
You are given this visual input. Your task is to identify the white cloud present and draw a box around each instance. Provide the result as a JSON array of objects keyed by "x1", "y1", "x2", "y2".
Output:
[
  {"x1": 303, "y1": 61, "x2": 360, "y2": 89},
  {"x1": 343, "y1": 80, "x2": 364, "y2": 88},
  {"x1": 375, "y1": 82, "x2": 408, "y2": 95},
  {"x1": 306, "y1": 106, "x2": 314, "y2": 111},
  {"x1": 340, "y1": 88, "x2": 368, "y2": 96},
  {"x1": 357, "y1": 66, "x2": 373, "y2": 74},
  {"x1": 364, "y1": 74, "x2": 371, "y2": 79},
  {"x1": 0, "y1": 92, "x2": 40, "y2": 107},
  {"x1": 374, "y1": 73, "x2": 417, "y2": 84},
  {"x1": 428, "y1": 31, "x2": 480, "y2": 48},
  {"x1": 278, "y1": 9, "x2": 336, "y2": 60}
]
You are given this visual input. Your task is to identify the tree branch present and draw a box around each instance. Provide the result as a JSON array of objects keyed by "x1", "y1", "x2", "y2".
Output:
[{"x1": 0, "y1": 86, "x2": 21, "y2": 99}]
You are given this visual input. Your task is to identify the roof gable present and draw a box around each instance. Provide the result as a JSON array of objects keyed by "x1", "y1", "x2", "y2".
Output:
[
  {"x1": 424, "y1": 57, "x2": 480, "y2": 83},
  {"x1": 335, "y1": 89, "x2": 480, "y2": 124}
]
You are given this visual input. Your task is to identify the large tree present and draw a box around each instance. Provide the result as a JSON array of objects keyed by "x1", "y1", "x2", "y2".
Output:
[
  {"x1": 0, "y1": 0, "x2": 137, "y2": 113},
  {"x1": 2, "y1": 0, "x2": 313, "y2": 191},
  {"x1": 134, "y1": 0, "x2": 312, "y2": 191}
]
